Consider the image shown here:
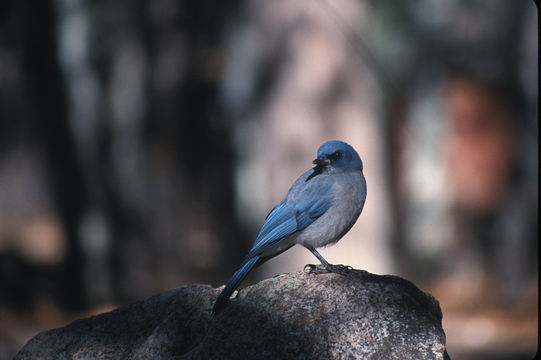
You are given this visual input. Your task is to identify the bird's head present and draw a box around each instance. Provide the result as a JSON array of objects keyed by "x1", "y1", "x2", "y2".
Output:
[{"x1": 313, "y1": 140, "x2": 363, "y2": 173}]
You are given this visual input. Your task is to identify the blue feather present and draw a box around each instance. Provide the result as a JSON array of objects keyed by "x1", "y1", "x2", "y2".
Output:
[
  {"x1": 212, "y1": 256, "x2": 261, "y2": 315},
  {"x1": 295, "y1": 196, "x2": 333, "y2": 229},
  {"x1": 244, "y1": 193, "x2": 333, "y2": 261},
  {"x1": 254, "y1": 203, "x2": 296, "y2": 248}
]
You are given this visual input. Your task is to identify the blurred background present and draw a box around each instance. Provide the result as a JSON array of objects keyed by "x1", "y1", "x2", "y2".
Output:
[{"x1": 0, "y1": 0, "x2": 537, "y2": 359}]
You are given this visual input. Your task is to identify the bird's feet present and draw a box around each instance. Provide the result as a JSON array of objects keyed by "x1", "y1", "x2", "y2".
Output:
[{"x1": 304, "y1": 263, "x2": 353, "y2": 275}]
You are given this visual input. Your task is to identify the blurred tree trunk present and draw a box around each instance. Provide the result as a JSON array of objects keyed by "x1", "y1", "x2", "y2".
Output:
[
  {"x1": 12, "y1": 0, "x2": 86, "y2": 310},
  {"x1": 140, "y1": 0, "x2": 246, "y2": 297}
]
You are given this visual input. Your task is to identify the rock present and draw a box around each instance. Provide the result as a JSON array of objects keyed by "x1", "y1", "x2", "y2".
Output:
[{"x1": 15, "y1": 269, "x2": 450, "y2": 359}]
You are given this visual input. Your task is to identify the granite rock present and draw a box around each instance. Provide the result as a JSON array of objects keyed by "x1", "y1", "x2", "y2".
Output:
[{"x1": 15, "y1": 269, "x2": 450, "y2": 359}]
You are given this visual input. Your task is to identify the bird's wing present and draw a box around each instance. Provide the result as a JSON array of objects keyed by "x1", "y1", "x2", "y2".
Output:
[{"x1": 244, "y1": 178, "x2": 334, "y2": 260}]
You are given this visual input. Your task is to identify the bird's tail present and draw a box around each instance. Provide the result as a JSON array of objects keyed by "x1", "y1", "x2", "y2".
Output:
[{"x1": 212, "y1": 256, "x2": 261, "y2": 315}]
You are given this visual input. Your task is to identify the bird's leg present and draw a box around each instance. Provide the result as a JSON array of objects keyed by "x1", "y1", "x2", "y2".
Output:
[{"x1": 304, "y1": 247, "x2": 353, "y2": 275}]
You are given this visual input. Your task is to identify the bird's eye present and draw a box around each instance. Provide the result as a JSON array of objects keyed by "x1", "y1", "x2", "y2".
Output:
[{"x1": 330, "y1": 151, "x2": 341, "y2": 160}]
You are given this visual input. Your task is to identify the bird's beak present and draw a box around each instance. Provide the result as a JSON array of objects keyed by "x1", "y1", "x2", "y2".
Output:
[{"x1": 312, "y1": 156, "x2": 329, "y2": 166}]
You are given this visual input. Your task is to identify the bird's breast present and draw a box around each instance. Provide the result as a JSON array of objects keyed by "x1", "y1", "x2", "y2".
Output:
[{"x1": 296, "y1": 171, "x2": 366, "y2": 249}]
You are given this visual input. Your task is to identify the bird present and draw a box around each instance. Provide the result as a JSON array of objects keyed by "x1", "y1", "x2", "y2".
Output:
[{"x1": 212, "y1": 140, "x2": 367, "y2": 315}]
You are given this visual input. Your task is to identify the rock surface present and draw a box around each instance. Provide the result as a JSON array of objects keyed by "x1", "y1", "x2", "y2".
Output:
[{"x1": 15, "y1": 269, "x2": 450, "y2": 359}]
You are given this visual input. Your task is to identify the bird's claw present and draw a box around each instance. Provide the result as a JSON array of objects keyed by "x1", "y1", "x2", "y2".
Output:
[
  {"x1": 304, "y1": 263, "x2": 323, "y2": 274},
  {"x1": 304, "y1": 263, "x2": 353, "y2": 275},
  {"x1": 327, "y1": 263, "x2": 353, "y2": 275}
]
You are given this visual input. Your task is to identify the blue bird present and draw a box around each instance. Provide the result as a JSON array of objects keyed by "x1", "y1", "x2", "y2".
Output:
[{"x1": 212, "y1": 140, "x2": 367, "y2": 315}]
